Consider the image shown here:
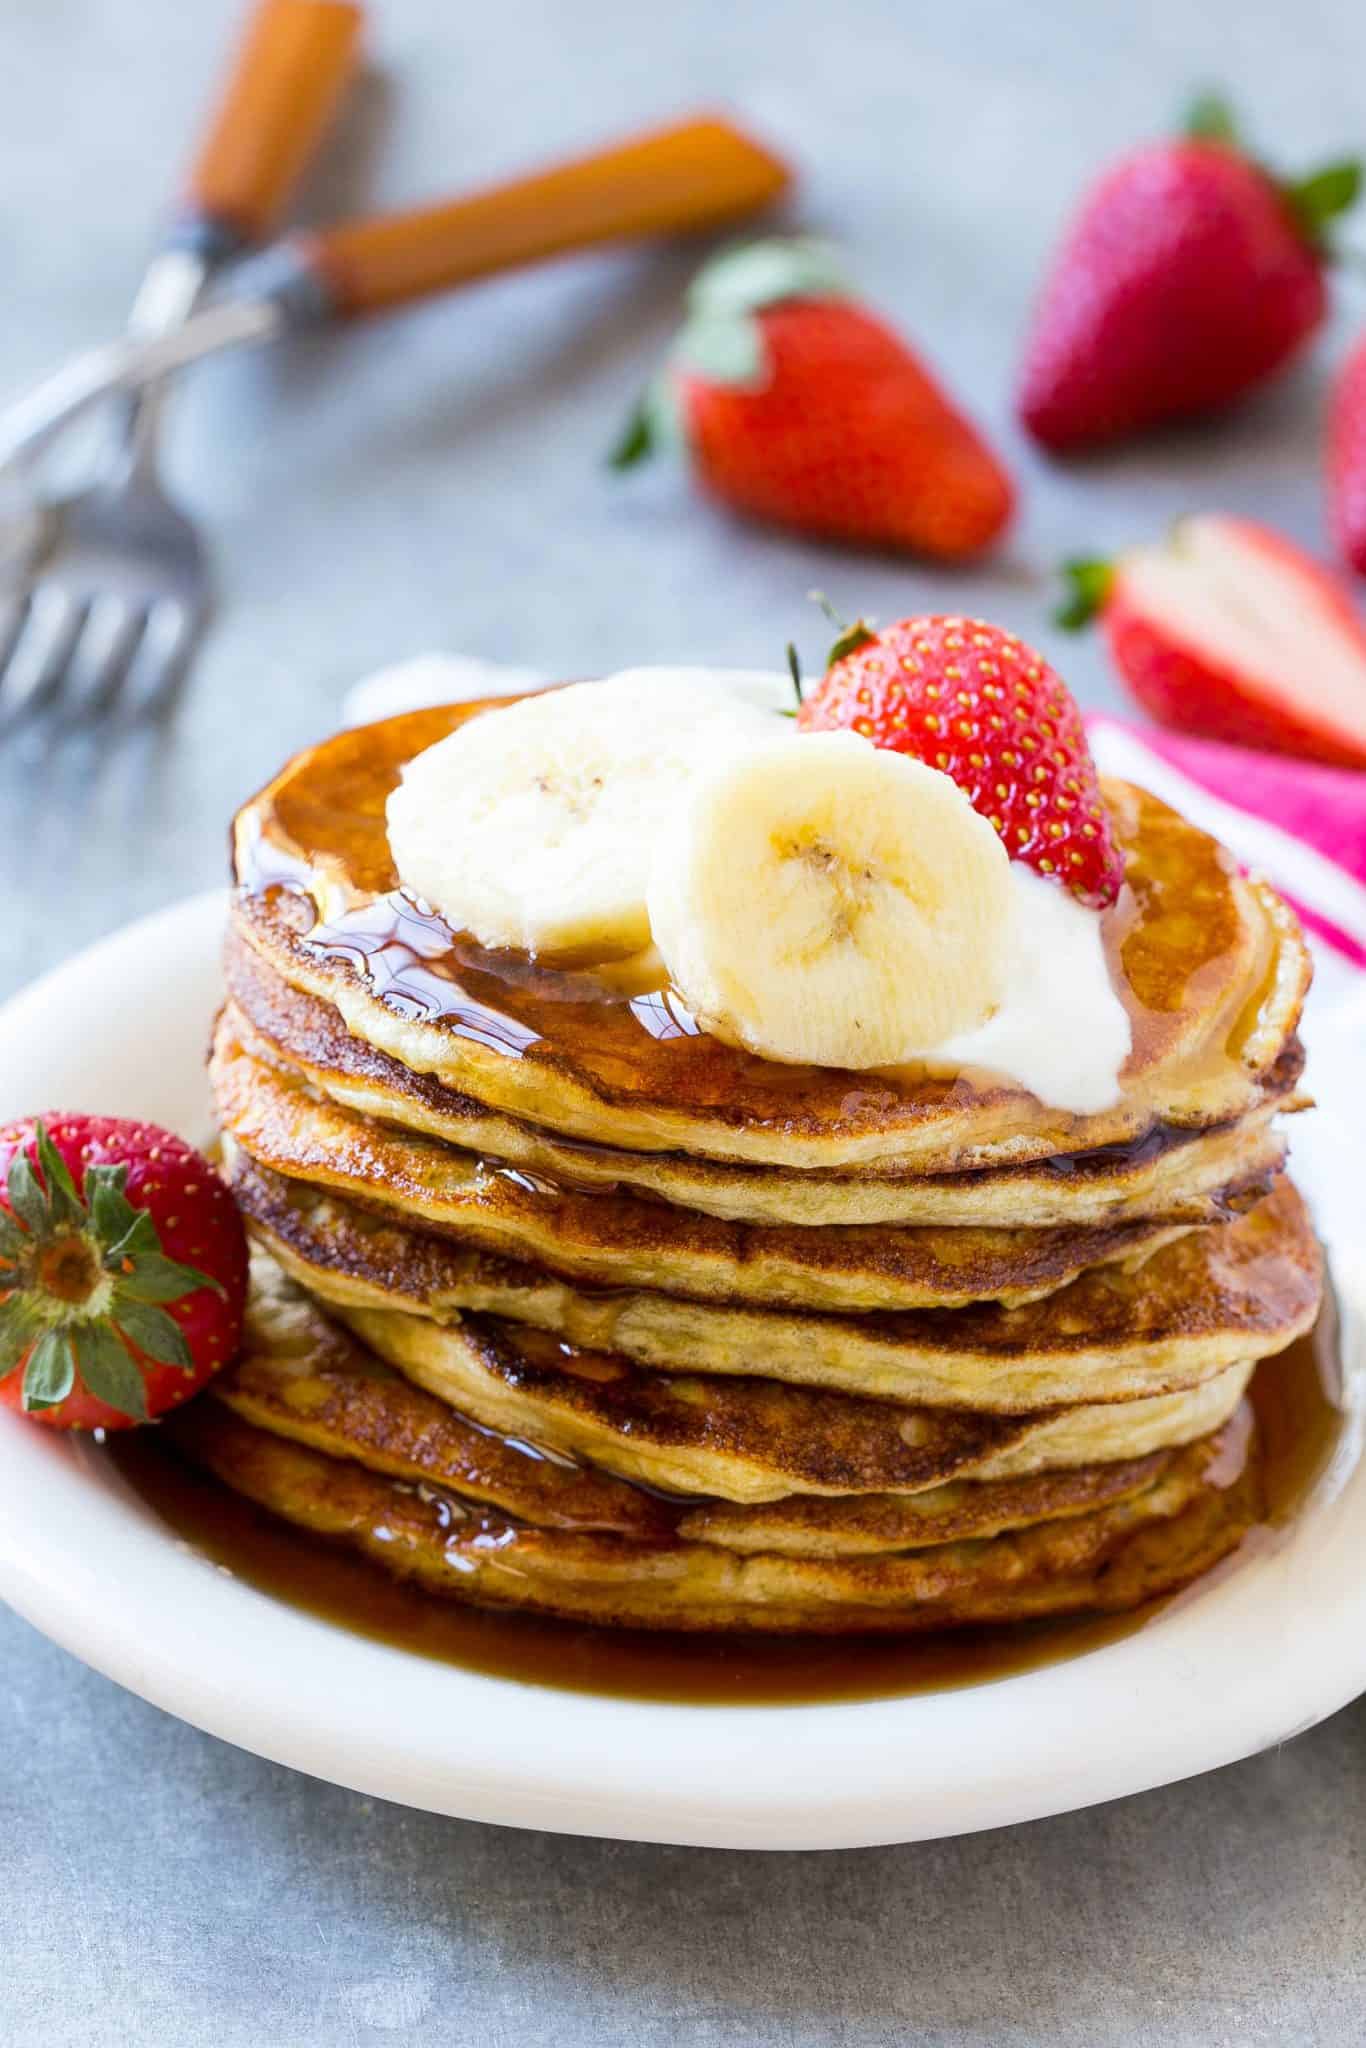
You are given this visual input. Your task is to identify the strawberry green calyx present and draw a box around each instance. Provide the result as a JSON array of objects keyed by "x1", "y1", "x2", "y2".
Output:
[
  {"x1": 608, "y1": 238, "x2": 849, "y2": 470},
  {"x1": 685, "y1": 237, "x2": 850, "y2": 323},
  {"x1": 1283, "y1": 161, "x2": 1363, "y2": 251},
  {"x1": 809, "y1": 589, "x2": 877, "y2": 669},
  {"x1": 1056, "y1": 557, "x2": 1116, "y2": 631},
  {"x1": 1181, "y1": 91, "x2": 1361, "y2": 254},
  {"x1": 1183, "y1": 92, "x2": 1240, "y2": 147},
  {"x1": 0, "y1": 1121, "x2": 218, "y2": 1419}
]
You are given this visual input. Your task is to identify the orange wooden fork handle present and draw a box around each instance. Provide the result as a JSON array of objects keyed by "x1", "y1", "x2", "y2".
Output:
[
  {"x1": 184, "y1": 0, "x2": 363, "y2": 247},
  {"x1": 300, "y1": 115, "x2": 790, "y2": 317}
]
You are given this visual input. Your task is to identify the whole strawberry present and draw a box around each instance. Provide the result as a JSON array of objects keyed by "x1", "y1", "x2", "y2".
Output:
[
  {"x1": 1019, "y1": 96, "x2": 1361, "y2": 450},
  {"x1": 1058, "y1": 514, "x2": 1366, "y2": 769},
  {"x1": 798, "y1": 614, "x2": 1124, "y2": 908},
  {"x1": 0, "y1": 1116, "x2": 247, "y2": 1430},
  {"x1": 612, "y1": 239, "x2": 1013, "y2": 560},
  {"x1": 1329, "y1": 334, "x2": 1366, "y2": 577}
]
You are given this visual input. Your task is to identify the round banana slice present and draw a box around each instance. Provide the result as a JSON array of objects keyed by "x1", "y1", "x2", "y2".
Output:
[
  {"x1": 386, "y1": 671, "x2": 778, "y2": 958},
  {"x1": 647, "y1": 731, "x2": 1012, "y2": 1067}
]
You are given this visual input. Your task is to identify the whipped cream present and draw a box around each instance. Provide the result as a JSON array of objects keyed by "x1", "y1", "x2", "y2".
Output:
[{"x1": 931, "y1": 862, "x2": 1132, "y2": 1113}]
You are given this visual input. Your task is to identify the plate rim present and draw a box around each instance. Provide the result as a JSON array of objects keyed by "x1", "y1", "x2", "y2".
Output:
[{"x1": 0, "y1": 887, "x2": 1363, "y2": 1853}]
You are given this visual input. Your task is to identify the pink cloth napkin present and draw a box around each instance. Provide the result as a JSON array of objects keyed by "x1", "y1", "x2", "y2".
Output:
[{"x1": 1087, "y1": 718, "x2": 1366, "y2": 969}]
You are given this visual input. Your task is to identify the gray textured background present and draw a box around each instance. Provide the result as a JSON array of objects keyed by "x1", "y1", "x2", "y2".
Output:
[{"x1": 3, "y1": 0, "x2": 1366, "y2": 2042}]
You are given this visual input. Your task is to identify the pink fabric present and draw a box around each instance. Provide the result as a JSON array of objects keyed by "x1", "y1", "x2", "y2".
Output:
[{"x1": 1087, "y1": 718, "x2": 1366, "y2": 967}]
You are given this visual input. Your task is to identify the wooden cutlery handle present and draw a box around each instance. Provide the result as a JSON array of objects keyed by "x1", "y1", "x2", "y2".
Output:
[
  {"x1": 301, "y1": 115, "x2": 790, "y2": 316},
  {"x1": 183, "y1": 0, "x2": 363, "y2": 248}
]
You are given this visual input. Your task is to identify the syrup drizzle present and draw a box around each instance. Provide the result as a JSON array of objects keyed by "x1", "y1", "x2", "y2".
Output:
[{"x1": 231, "y1": 702, "x2": 1276, "y2": 1143}]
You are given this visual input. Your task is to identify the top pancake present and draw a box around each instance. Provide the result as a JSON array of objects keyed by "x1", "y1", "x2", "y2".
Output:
[
  {"x1": 231, "y1": 700, "x2": 1311, "y2": 1173},
  {"x1": 224, "y1": 931, "x2": 1295, "y2": 1230}
]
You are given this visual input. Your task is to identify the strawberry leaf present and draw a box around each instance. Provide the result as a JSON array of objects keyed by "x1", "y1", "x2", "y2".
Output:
[
  {"x1": 1286, "y1": 160, "x2": 1363, "y2": 247},
  {"x1": 22, "y1": 1330, "x2": 75, "y2": 1412},
  {"x1": 115, "y1": 1252, "x2": 218, "y2": 1306},
  {"x1": 608, "y1": 395, "x2": 656, "y2": 470},
  {"x1": 826, "y1": 621, "x2": 877, "y2": 666},
  {"x1": 673, "y1": 310, "x2": 766, "y2": 389},
  {"x1": 85, "y1": 1163, "x2": 149, "y2": 1256},
  {"x1": 113, "y1": 1300, "x2": 192, "y2": 1372},
  {"x1": 0, "y1": 1298, "x2": 34, "y2": 1376},
  {"x1": 785, "y1": 642, "x2": 804, "y2": 707},
  {"x1": 808, "y1": 590, "x2": 877, "y2": 669},
  {"x1": 607, "y1": 379, "x2": 681, "y2": 471},
  {"x1": 1055, "y1": 557, "x2": 1115, "y2": 630},
  {"x1": 687, "y1": 238, "x2": 848, "y2": 321},
  {"x1": 73, "y1": 1323, "x2": 147, "y2": 1422},
  {"x1": 6, "y1": 1151, "x2": 49, "y2": 1236},
  {"x1": 0, "y1": 1206, "x2": 26, "y2": 1260},
  {"x1": 33, "y1": 1123, "x2": 81, "y2": 1226}
]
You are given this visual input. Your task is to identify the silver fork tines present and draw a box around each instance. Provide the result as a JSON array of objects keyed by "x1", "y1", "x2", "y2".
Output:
[
  {"x1": 0, "y1": 443, "x2": 207, "y2": 733},
  {"x1": 0, "y1": 245, "x2": 214, "y2": 735}
]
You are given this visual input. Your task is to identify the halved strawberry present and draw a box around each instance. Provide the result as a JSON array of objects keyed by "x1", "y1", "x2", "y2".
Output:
[
  {"x1": 797, "y1": 614, "x2": 1124, "y2": 908},
  {"x1": 0, "y1": 1116, "x2": 247, "y2": 1430},
  {"x1": 1059, "y1": 514, "x2": 1366, "y2": 769}
]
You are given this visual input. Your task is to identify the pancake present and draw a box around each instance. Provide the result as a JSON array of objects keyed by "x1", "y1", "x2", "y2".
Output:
[
  {"x1": 237, "y1": 1160, "x2": 1319, "y2": 1411},
  {"x1": 680, "y1": 1448, "x2": 1200, "y2": 1558},
  {"x1": 219, "y1": 1253, "x2": 1192, "y2": 1556},
  {"x1": 225, "y1": 932, "x2": 1294, "y2": 1229},
  {"x1": 217, "y1": 1249, "x2": 669, "y2": 1539},
  {"x1": 231, "y1": 700, "x2": 1311, "y2": 1172},
  {"x1": 331, "y1": 1296, "x2": 1256, "y2": 1503},
  {"x1": 213, "y1": 1021, "x2": 1213, "y2": 1315},
  {"x1": 236, "y1": 1158, "x2": 1319, "y2": 1412},
  {"x1": 168, "y1": 1398, "x2": 1261, "y2": 1633}
]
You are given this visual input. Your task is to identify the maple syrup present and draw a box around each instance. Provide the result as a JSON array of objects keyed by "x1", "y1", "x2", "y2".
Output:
[
  {"x1": 103, "y1": 1314, "x2": 1344, "y2": 1707},
  {"x1": 232, "y1": 705, "x2": 1266, "y2": 1146}
]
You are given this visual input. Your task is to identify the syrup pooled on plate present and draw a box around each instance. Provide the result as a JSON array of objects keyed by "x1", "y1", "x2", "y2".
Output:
[{"x1": 103, "y1": 1319, "x2": 1343, "y2": 1707}]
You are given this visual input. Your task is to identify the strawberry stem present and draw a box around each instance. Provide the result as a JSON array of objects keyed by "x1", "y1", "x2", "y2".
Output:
[
  {"x1": 1183, "y1": 92, "x2": 1239, "y2": 146},
  {"x1": 1055, "y1": 558, "x2": 1115, "y2": 631},
  {"x1": 807, "y1": 591, "x2": 877, "y2": 668}
]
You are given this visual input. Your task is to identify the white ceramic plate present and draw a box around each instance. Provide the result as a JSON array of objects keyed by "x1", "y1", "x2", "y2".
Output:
[{"x1": 1, "y1": 889, "x2": 1364, "y2": 1852}]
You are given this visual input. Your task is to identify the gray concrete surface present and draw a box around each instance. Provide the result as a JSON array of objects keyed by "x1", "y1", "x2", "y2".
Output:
[{"x1": 3, "y1": 0, "x2": 1366, "y2": 2041}]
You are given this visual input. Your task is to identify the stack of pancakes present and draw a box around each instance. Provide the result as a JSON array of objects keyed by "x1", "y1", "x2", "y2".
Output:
[{"x1": 181, "y1": 705, "x2": 1323, "y2": 1635}]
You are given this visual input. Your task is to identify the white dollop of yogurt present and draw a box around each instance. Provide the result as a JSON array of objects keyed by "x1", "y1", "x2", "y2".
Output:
[{"x1": 931, "y1": 863, "x2": 1132, "y2": 1114}]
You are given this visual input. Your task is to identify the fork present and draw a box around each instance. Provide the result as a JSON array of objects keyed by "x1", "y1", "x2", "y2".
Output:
[{"x1": 0, "y1": 0, "x2": 362, "y2": 731}]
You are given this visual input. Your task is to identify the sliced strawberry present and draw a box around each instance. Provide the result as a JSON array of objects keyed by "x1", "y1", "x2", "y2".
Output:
[
  {"x1": 1060, "y1": 514, "x2": 1366, "y2": 769},
  {"x1": 0, "y1": 1116, "x2": 247, "y2": 1431},
  {"x1": 798, "y1": 614, "x2": 1124, "y2": 908},
  {"x1": 612, "y1": 238, "x2": 1013, "y2": 561}
]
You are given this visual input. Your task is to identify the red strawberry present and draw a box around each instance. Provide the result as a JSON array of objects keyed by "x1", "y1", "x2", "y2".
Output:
[
  {"x1": 1329, "y1": 333, "x2": 1366, "y2": 576},
  {"x1": 612, "y1": 238, "x2": 1013, "y2": 560},
  {"x1": 1058, "y1": 513, "x2": 1366, "y2": 769},
  {"x1": 797, "y1": 614, "x2": 1124, "y2": 908},
  {"x1": 0, "y1": 1116, "x2": 247, "y2": 1431},
  {"x1": 1019, "y1": 96, "x2": 1361, "y2": 450}
]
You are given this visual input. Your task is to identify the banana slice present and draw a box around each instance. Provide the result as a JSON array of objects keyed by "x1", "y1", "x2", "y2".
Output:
[
  {"x1": 386, "y1": 672, "x2": 778, "y2": 958},
  {"x1": 647, "y1": 731, "x2": 1011, "y2": 1067}
]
